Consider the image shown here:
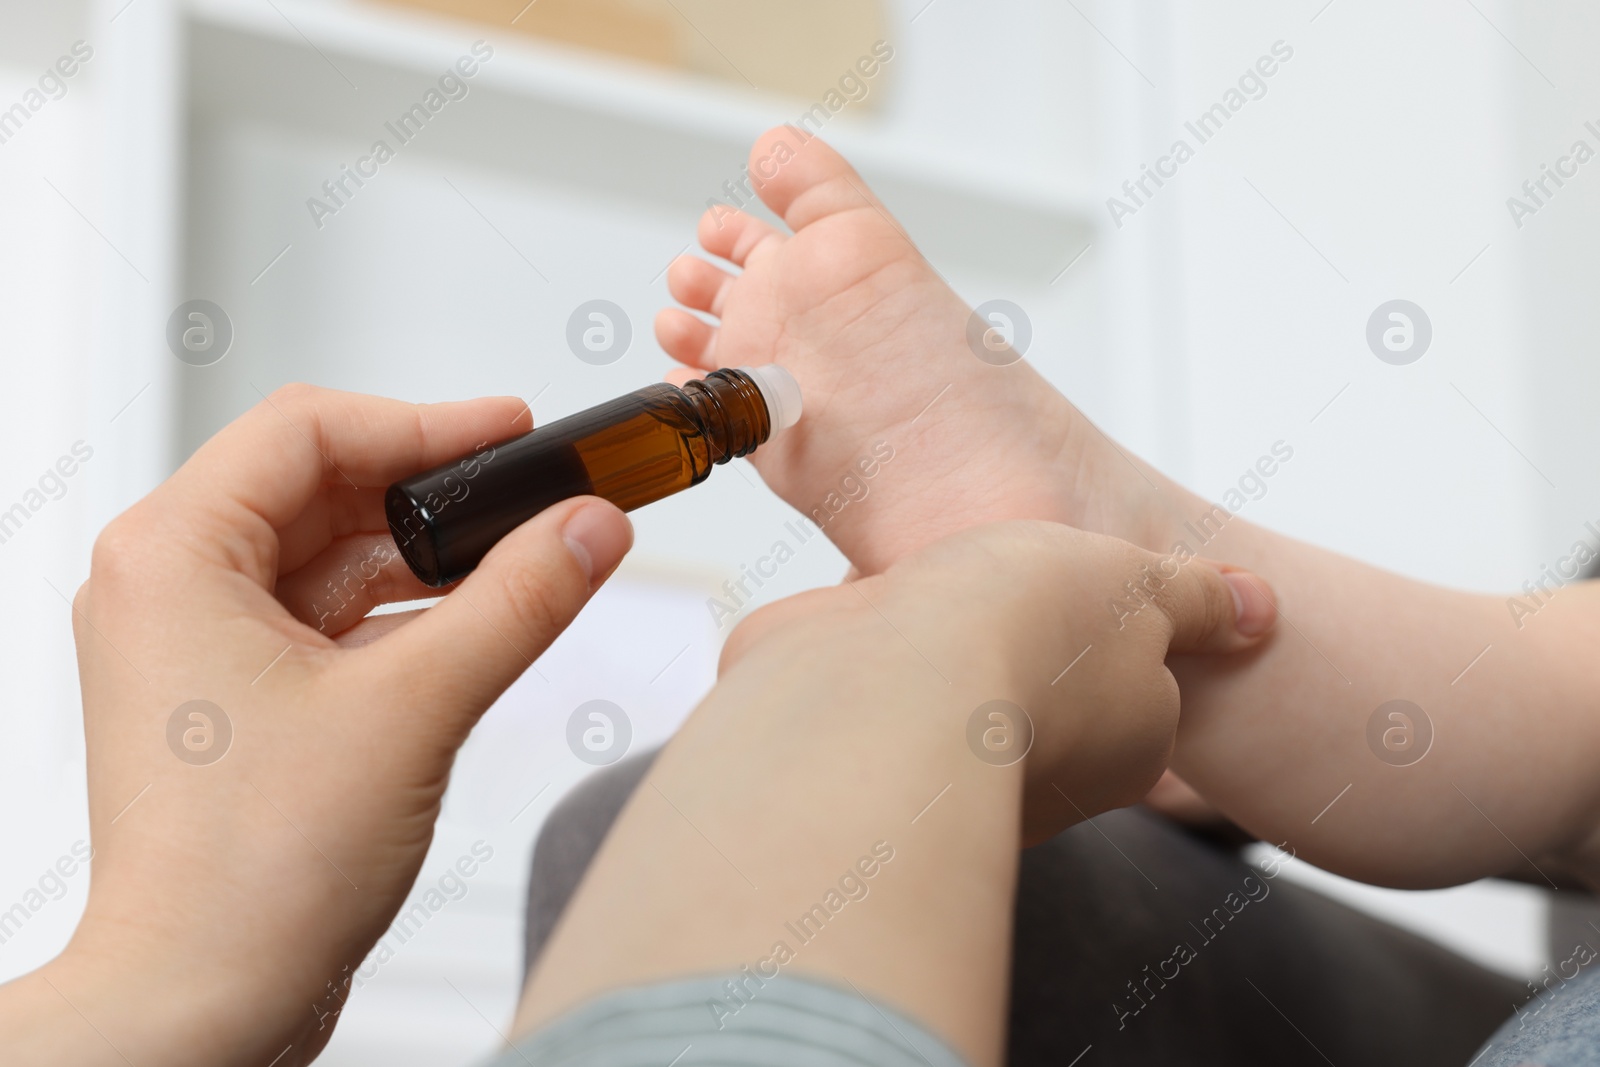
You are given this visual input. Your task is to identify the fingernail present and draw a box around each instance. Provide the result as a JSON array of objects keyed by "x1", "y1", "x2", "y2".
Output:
[
  {"x1": 1223, "y1": 571, "x2": 1276, "y2": 637},
  {"x1": 562, "y1": 502, "x2": 632, "y2": 587}
]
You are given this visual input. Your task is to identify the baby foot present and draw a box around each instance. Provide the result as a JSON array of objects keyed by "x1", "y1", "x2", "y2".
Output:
[{"x1": 657, "y1": 127, "x2": 1156, "y2": 575}]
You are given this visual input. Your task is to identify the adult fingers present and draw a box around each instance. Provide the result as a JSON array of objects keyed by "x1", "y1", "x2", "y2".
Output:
[
  {"x1": 274, "y1": 486, "x2": 387, "y2": 575},
  {"x1": 274, "y1": 532, "x2": 438, "y2": 637},
  {"x1": 165, "y1": 386, "x2": 531, "y2": 533},
  {"x1": 1154, "y1": 558, "x2": 1278, "y2": 656},
  {"x1": 345, "y1": 497, "x2": 632, "y2": 728}
]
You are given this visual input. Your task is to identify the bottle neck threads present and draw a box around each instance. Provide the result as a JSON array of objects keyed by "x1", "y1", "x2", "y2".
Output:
[{"x1": 681, "y1": 369, "x2": 772, "y2": 462}]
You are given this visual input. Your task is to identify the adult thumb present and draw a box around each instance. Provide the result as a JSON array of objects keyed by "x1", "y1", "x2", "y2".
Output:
[
  {"x1": 1159, "y1": 559, "x2": 1278, "y2": 656},
  {"x1": 351, "y1": 496, "x2": 633, "y2": 721}
]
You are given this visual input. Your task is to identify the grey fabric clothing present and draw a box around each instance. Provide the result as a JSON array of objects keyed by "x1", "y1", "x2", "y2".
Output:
[
  {"x1": 524, "y1": 751, "x2": 1537, "y2": 1066},
  {"x1": 474, "y1": 973, "x2": 972, "y2": 1067},
  {"x1": 1470, "y1": 965, "x2": 1600, "y2": 1066}
]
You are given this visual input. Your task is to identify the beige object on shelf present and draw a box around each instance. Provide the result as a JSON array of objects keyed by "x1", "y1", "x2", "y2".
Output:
[{"x1": 375, "y1": 0, "x2": 891, "y2": 104}]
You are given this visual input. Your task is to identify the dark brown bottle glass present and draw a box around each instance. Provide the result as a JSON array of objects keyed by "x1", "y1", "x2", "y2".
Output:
[{"x1": 386, "y1": 365, "x2": 802, "y2": 586}]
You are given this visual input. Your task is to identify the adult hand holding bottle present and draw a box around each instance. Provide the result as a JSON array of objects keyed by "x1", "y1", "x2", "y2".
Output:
[{"x1": 0, "y1": 385, "x2": 632, "y2": 1067}]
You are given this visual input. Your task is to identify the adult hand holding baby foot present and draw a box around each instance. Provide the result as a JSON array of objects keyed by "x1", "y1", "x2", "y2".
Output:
[
  {"x1": 656, "y1": 126, "x2": 1234, "y2": 826},
  {"x1": 514, "y1": 521, "x2": 1277, "y2": 1065},
  {"x1": 654, "y1": 130, "x2": 1600, "y2": 898},
  {"x1": 714, "y1": 522, "x2": 1277, "y2": 845}
]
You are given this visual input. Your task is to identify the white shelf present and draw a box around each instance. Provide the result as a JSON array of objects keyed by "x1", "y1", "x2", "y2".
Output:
[{"x1": 182, "y1": 0, "x2": 1103, "y2": 252}]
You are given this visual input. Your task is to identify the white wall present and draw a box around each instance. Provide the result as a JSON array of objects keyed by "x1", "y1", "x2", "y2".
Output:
[
  {"x1": 1089, "y1": 0, "x2": 1540, "y2": 591},
  {"x1": 1502, "y1": 1, "x2": 1600, "y2": 565},
  {"x1": 0, "y1": 0, "x2": 102, "y2": 978}
]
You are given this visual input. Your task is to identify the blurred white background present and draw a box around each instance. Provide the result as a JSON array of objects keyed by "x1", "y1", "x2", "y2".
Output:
[{"x1": 1, "y1": 0, "x2": 1595, "y2": 1061}]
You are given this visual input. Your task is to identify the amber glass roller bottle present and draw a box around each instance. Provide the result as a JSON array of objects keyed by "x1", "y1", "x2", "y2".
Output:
[{"x1": 386, "y1": 365, "x2": 802, "y2": 587}]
